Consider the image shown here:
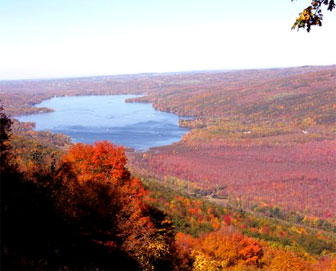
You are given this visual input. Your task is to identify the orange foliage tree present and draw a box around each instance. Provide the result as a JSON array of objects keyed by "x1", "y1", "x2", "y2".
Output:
[
  {"x1": 62, "y1": 141, "x2": 130, "y2": 184},
  {"x1": 57, "y1": 141, "x2": 176, "y2": 270},
  {"x1": 267, "y1": 249, "x2": 312, "y2": 271},
  {"x1": 175, "y1": 229, "x2": 264, "y2": 270}
]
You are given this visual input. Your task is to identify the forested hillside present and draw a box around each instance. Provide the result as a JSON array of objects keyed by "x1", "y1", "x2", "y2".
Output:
[
  {"x1": 2, "y1": 109, "x2": 336, "y2": 270},
  {"x1": 127, "y1": 67, "x2": 336, "y2": 219},
  {"x1": 1, "y1": 65, "x2": 336, "y2": 270}
]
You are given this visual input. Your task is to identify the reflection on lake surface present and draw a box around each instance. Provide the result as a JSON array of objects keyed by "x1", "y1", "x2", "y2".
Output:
[{"x1": 17, "y1": 95, "x2": 189, "y2": 151}]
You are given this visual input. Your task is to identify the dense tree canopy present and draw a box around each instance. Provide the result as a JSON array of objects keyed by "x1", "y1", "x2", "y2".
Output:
[{"x1": 1, "y1": 117, "x2": 177, "y2": 271}]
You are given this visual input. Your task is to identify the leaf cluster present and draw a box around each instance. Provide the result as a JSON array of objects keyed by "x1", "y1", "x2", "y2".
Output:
[{"x1": 292, "y1": 0, "x2": 335, "y2": 31}]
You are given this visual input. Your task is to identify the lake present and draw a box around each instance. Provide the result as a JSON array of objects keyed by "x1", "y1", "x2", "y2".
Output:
[{"x1": 17, "y1": 95, "x2": 190, "y2": 151}]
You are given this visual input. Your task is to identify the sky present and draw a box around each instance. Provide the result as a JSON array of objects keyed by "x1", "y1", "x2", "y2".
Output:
[{"x1": 1, "y1": 0, "x2": 335, "y2": 80}]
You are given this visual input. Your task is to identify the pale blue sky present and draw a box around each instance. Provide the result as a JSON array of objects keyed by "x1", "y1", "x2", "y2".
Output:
[{"x1": 1, "y1": 0, "x2": 335, "y2": 79}]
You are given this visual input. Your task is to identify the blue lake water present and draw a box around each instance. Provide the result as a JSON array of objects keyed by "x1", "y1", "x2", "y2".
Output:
[{"x1": 17, "y1": 95, "x2": 189, "y2": 151}]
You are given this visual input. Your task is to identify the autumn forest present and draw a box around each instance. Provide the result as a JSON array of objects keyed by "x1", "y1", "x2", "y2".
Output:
[{"x1": 1, "y1": 65, "x2": 336, "y2": 270}]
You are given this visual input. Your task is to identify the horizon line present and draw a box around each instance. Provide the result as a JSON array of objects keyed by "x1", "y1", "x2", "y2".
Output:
[{"x1": 1, "y1": 64, "x2": 335, "y2": 82}]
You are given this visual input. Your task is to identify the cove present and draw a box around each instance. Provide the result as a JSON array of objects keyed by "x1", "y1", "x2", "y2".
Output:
[{"x1": 17, "y1": 95, "x2": 189, "y2": 151}]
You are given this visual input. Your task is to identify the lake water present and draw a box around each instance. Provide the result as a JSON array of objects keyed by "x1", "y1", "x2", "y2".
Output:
[{"x1": 17, "y1": 95, "x2": 189, "y2": 151}]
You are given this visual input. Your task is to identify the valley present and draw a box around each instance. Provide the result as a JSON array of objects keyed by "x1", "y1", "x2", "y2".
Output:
[{"x1": 1, "y1": 65, "x2": 336, "y2": 270}]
